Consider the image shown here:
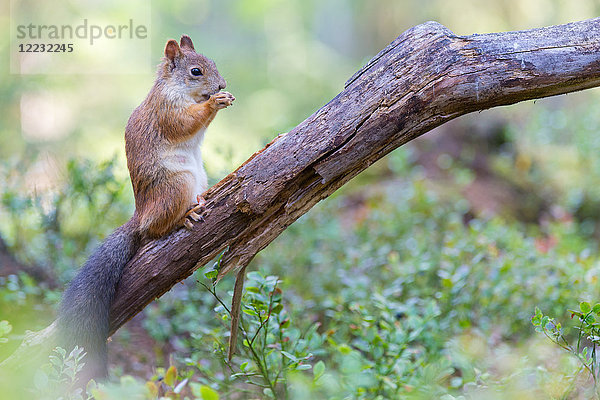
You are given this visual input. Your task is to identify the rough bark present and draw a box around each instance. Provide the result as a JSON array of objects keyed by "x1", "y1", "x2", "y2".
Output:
[{"x1": 3, "y1": 18, "x2": 600, "y2": 368}]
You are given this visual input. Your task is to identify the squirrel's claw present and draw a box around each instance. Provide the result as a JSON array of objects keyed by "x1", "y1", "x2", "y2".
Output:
[
  {"x1": 183, "y1": 219, "x2": 194, "y2": 230},
  {"x1": 188, "y1": 211, "x2": 202, "y2": 221},
  {"x1": 181, "y1": 196, "x2": 207, "y2": 229}
]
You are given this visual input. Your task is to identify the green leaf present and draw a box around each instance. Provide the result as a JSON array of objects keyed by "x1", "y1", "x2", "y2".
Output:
[
  {"x1": 338, "y1": 344, "x2": 352, "y2": 354},
  {"x1": 313, "y1": 361, "x2": 325, "y2": 381},
  {"x1": 592, "y1": 304, "x2": 600, "y2": 314},
  {"x1": 272, "y1": 304, "x2": 283, "y2": 314},
  {"x1": 212, "y1": 248, "x2": 227, "y2": 271},
  {"x1": 580, "y1": 301, "x2": 592, "y2": 314},
  {"x1": 281, "y1": 351, "x2": 299, "y2": 363},
  {"x1": 204, "y1": 270, "x2": 218, "y2": 279},
  {"x1": 242, "y1": 308, "x2": 257, "y2": 316},
  {"x1": 569, "y1": 309, "x2": 583, "y2": 318},
  {"x1": 199, "y1": 385, "x2": 219, "y2": 400},
  {"x1": 49, "y1": 355, "x2": 62, "y2": 367},
  {"x1": 54, "y1": 347, "x2": 66, "y2": 358},
  {"x1": 165, "y1": 365, "x2": 177, "y2": 387}
]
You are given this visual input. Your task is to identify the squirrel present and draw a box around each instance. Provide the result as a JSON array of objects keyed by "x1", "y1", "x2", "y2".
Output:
[{"x1": 57, "y1": 35, "x2": 234, "y2": 382}]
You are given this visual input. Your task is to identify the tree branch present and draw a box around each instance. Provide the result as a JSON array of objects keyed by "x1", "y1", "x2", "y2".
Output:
[
  {"x1": 3, "y1": 18, "x2": 600, "y2": 368},
  {"x1": 110, "y1": 18, "x2": 600, "y2": 333}
]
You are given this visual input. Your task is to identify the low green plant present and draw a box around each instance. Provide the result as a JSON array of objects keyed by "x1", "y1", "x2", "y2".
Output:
[
  {"x1": 33, "y1": 346, "x2": 92, "y2": 400},
  {"x1": 193, "y1": 270, "x2": 324, "y2": 399},
  {"x1": 533, "y1": 302, "x2": 600, "y2": 398},
  {"x1": 6, "y1": 124, "x2": 600, "y2": 399},
  {"x1": 0, "y1": 156, "x2": 131, "y2": 284}
]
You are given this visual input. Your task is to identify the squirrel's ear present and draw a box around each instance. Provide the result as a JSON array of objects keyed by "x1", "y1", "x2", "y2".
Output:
[
  {"x1": 180, "y1": 35, "x2": 195, "y2": 51},
  {"x1": 164, "y1": 39, "x2": 182, "y2": 64}
]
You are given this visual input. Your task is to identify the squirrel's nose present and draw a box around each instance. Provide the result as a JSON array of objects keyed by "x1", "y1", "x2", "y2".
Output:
[{"x1": 218, "y1": 78, "x2": 226, "y2": 90}]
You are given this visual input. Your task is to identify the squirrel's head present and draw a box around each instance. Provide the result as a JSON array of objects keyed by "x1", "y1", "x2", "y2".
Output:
[{"x1": 160, "y1": 35, "x2": 227, "y2": 103}]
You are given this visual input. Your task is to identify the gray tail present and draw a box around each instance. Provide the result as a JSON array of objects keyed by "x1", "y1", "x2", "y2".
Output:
[{"x1": 57, "y1": 217, "x2": 140, "y2": 381}]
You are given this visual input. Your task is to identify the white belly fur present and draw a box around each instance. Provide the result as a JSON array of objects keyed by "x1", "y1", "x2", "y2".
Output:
[{"x1": 162, "y1": 129, "x2": 208, "y2": 204}]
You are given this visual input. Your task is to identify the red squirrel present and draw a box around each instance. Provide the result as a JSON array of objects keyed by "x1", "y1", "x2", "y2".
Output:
[{"x1": 57, "y1": 35, "x2": 234, "y2": 381}]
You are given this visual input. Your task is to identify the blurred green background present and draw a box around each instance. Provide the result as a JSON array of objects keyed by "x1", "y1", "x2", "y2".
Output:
[
  {"x1": 3, "y1": 1, "x2": 600, "y2": 399},
  {"x1": 2, "y1": 0, "x2": 599, "y2": 180}
]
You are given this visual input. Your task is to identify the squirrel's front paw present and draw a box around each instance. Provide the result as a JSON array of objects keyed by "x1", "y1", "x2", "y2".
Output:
[{"x1": 210, "y1": 91, "x2": 235, "y2": 110}]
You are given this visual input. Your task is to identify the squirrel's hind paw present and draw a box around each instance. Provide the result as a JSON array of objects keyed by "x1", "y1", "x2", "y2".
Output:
[{"x1": 181, "y1": 197, "x2": 207, "y2": 230}]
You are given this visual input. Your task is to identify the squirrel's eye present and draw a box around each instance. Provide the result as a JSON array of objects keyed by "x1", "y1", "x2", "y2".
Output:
[{"x1": 190, "y1": 68, "x2": 203, "y2": 76}]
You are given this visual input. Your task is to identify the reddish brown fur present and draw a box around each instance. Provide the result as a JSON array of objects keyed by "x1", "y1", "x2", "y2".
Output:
[
  {"x1": 56, "y1": 35, "x2": 233, "y2": 385},
  {"x1": 157, "y1": 100, "x2": 220, "y2": 142},
  {"x1": 125, "y1": 36, "x2": 231, "y2": 239}
]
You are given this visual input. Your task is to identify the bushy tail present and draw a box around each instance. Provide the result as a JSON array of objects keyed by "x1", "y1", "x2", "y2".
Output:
[{"x1": 57, "y1": 217, "x2": 140, "y2": 381}]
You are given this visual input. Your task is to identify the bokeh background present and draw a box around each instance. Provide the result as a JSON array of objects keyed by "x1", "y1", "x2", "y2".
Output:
[
  {"x1": 3, "y1": 1, "x2": 600, "y2": 399},
  {"x1": 3, "y1": 0, "x2": 599, "y2": 179}
]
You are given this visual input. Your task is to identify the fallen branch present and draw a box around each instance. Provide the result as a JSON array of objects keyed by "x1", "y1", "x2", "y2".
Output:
[{"x1": 3, "y1": 18, "x2": 600, "y2": 369}]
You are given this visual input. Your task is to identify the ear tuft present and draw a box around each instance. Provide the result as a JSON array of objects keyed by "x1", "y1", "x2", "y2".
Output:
[
  {"x1": 180, "y1": 35, "x2": 195, "y2": 51},
  {"x1": 164, "y1": 39, "x2": 182, "y2": 63}
]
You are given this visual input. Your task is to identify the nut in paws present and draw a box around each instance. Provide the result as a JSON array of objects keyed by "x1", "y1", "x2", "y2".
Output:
[{"x1": 211, "y1": 91, "x2": 235, "y2": 109}]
